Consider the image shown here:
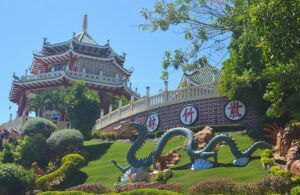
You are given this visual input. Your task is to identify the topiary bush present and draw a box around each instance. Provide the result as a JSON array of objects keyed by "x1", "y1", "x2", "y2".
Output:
[
  {"x1": 19, "y1": 133, "x2": 47, "y2": 168},
  {"x1": 290, "y1": 186, "x2": 300, "y2": 195},
  {"x1": 65, "y1": 183, "x2": 112, "y2": 193},
  {"x1": 256, "y1": 176, "x2": 293, "y2": 194},
  {"x1": 156, "y1": 183, "x2": 183, "y2": 193},
  {"x1": 21, "y1": 117, "x2": 57, "y2": 138},
  {"x1": 261, "y1": 149, "x2": 275, "y2": 166},
  {"x1": 189, "y1": 178, "x2": 236, "y2": 195},
  {"x1": 0, "y1": 163, "x2": 36, "y2": 194},
  {"x1": 91, "y1": 131, "x2": 116, "y2": 140},
  {"x1": 47, "y1": 129, "x2": 83, "y2": 150},
  {"x1": 36, "y1": 154, "x2": 85, "y2": 191}
]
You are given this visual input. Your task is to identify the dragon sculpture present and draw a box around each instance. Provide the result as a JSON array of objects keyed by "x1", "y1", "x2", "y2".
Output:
[{"x1": 111, "y1": 121, "x2": 271, "y2": 173}]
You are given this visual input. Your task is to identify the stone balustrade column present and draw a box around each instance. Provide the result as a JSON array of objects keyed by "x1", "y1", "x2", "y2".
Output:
[
  {"x1": 146, "y1": 86, "x2": 150, "y2": 107},
  {"x1": 135, "y1": 87, "x2": 138, "y2": 94},
  {"x1": 130, "y1": 95, "x2": 134, "y2": 111},
  {"x1": 129, "y1": 83, "x2": 132, "y2": 90},
  {"x1": 100, "y1": 109, "x2": 104, "y2": 117},
  {"x1": 119, "y1": 97, "x2": 123, "y2": 107},
  {"x1": 9, "y1": 114, "x2": 12, "y2": 122},
  {"x1": 109, "y1": 104, "x2": 113, "y2": 113}
]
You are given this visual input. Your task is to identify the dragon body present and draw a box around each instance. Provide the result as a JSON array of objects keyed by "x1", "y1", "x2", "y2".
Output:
[{"x1": 112, "y1": 122, "x2": 271, "y2": 172}]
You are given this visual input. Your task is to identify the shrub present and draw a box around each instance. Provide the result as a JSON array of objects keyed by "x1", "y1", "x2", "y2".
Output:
[
  {"x1": 261, "y1": 149, "x2": 275, "y2": 166},
  {"x1": 256, "y1": 176, "x2": 293, "y2": 194},
  {"x1": 0, "y1": 140, "x2": 15, "y2": 163},
  {"x1": 236, "y1": 183, "x2": 260, "y2": 194},
  {"x1": 152, "y1": 171, "x2": 164, "y2": 182},
  {"x1": 270, "y1": 166, "x2": 281, "y2": 175},
  {"x1": 37, "y1": 192, "x2": 95, "y2": 195},
  {"x1": 156, "y1": 130, "x2": 166, "y2": 138},
  {"x1": 190, "y1": 124, "x2": 244, "y2": 133},
  {"x1": 0, "y1": 163, "x2": 36, "y2": 194},
  {"x1": 0, "y1": 128, "x2": 19, "y2": 149},
  {"x1": 272, "y1": 170, "x2": 293, "y2": 178},
  {"x1": 47, "y1": 129, "x2": 83, "y2": 150},
  {"x1": 21, "y1": 117, "x2": 57, "y2": 138},
  {"x1": 147, "y1": 133, "x2": 156, "y2": 139},
  {"x1": 156, "y1": 183, "x2": 183, "y2": 193},
  {"x1": 36, "y1": 154, "x2": 85, "y2": 191},
  {"x1": 117, "y1": 182, "x2": 155, "y2": 192},
  {"x1": 19, "y1": 133, "x2": 47, "y2": 168},
  {"x1": 290, "y1": 186, "x2": 300, "y2": 195},
  {"x1": 65, "y1": 183, "x2": 112, "y2": 193},
  {"x1": 189, "y1": 178, "x2": 236, "y2": 195},
  {"x1": 292, "y1": 176, "x2": 300, "y2": 185},
  {"x1": 91, "y1": 131, "x2": 116, "y2": 140}
]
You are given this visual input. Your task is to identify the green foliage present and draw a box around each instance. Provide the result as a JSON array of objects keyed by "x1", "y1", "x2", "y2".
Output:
[
  {"x1": 0, "y1": 137, "x2": 25, "y2": 164},
  {"x1": 113, "y1": 96, "x2": 130, "y2": 110},
  {"x1": 66, "y1": 183, "x2": 112, "y2": 193},
  {"x1": 250, "y1": 0, "x2": 300, "y2": 120},
  {"x1": 0, "y1": 163, "x2": 36, "y2": 193},
  {"x1": 190, "y1": 124, "x2": 244, "y2": 133},
  {"x1": 37, "y1": 189, "x2": 182, "y2": 195},
  {"x1": 19, "y1": 133, "x2": 47, "y2": 168},
  {"x1": 260, "y1": 149, "x2": 274, "y2": 166},
  {"x1": 155, "y1": 130, "x2": 166, "y2": 138},
  {"x1": 272, "y1": 170, "x2": 292, "y2": 178},
  {"x1": 21, "y1": 117, "x2": 57, "y2": 138},
  {"x1": 290, "y1": 186, "x2": 300, "y2": 195},
  {"x1": 270, "y1": 166, "x2": 280, "y2": 175},
  {"x1": 47, "y1": 129, "x2": 84, "y2": 150},
  {"x1": 91, "y1": 131, "x2": 116, "y2": 140},
  {"x1": 152, "y1": 171, "x2": 164, "y2": 182},
  {"x1": 65, "y1": 80, "x2": 100, "y2": 139},
  {"x1": 292, "y1": 177, "x2": 300, "y2": 185},
  {"x1": 36, "y1": 154, "x2": 85, "y2": 191},
  {"x1": 189, "y1": 178, "x2": 236, "y2": 195}
]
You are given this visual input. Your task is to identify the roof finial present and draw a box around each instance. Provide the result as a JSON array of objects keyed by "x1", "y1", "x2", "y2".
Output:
[{"x1": 82, "y1": 14, "x2": 88, "y2": 32}]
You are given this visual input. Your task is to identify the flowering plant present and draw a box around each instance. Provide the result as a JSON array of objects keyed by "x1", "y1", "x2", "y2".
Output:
[{"x1": 0, "y1": 128, "x2": 19, "y2": 149}]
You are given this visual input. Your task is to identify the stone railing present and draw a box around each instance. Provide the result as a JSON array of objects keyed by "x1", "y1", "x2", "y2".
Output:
[
  {"x1": 1, "y1": 116, "x2": 32, "y2": 131},
  {"x1": 94, "y1": 83, "x2": 220, "y2": 131},
  {"x1": 19, "y1": 70, "x2": 123, "y2": 86}
]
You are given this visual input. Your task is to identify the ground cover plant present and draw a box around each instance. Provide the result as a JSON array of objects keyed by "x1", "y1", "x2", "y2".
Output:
[{"x1": 71, "y1": 133, "x2": 270, "y2": 194}]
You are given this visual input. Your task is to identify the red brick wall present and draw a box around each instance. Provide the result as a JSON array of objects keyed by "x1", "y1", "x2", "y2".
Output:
[{"x1": 101, "y1": 96, "x2": 261, "y2": 132}]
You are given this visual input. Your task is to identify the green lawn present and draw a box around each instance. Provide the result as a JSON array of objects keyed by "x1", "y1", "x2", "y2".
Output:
[{"x1": 74, "y1": 133, "x2": 269, "y2": 194}]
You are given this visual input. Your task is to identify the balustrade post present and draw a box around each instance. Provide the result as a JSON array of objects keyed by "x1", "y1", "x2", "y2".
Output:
[
  {"x1": 146, "y1": 86, "x2": 150, "y2": 107},
  {"x1": 25, "y1": 69, "x2": 28, "y2": 77},
  {"x1": 135, "y1": 87, "x2": 138, "y2": 94},
  {"x1": 130, "y1": 95, "x2": 134, "y2": 111},
  {"x1": 129, "y1": 83, "x2": 132, "y2": 90},
  {"x1": 164, "y1": 80, "x2": 168, "y2": 102},
  {"x1": 9, "y1": 114, "x2": 12, "y2": 122},
  {"x1": 100, "y1": 109, "x2": 104, "y2": 117},
  {"x1": 109, "y1": 104, "x2": 113, "y2": 113}
]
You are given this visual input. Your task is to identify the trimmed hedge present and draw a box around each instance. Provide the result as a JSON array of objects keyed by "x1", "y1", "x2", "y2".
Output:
[
  {"x1": 290, "y1": 186, "x2": 300, "y2": 195},
  {"x1": 21, "y1": 117, "x2": 57, "y2": 138},
  {"x1": 190, "y1": 124, "x2": 244, "y2": 133},
  {"x1": 66, "y1": 183, "x2": 112, "y2": 193},
  {"x1": 37, "y1": 189, "x2": 182, "y2": 195},
  {"x1": 47, "y1": 129, "x2": 83, "y2": 150},
  {"x1": 0, "y1": 163, "x2": 36, "y2": 194},
  {"x1": 91, "y1": 131, "x2": 116, "y2": 140},
  {"x1": 36, "y1": 154, "x2": 85, "y2": 191}
]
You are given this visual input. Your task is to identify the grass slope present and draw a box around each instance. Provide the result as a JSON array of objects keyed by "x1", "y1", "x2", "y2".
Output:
[{"x1": 78, "y1": 133, "x2": 269, "y2": 194}]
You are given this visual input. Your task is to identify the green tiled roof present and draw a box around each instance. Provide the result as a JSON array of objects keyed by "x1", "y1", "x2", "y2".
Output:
[
  {"x1": 74, "y1": 31, "x2": 97, "y2": 45},
  {"x1": 185, "y1": 64, "x2": 222, "y2": 85}
]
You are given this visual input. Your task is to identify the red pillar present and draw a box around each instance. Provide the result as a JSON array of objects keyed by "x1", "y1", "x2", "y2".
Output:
[{"x1": 17, "y1": 90, "x2": 26, "y2": 117}]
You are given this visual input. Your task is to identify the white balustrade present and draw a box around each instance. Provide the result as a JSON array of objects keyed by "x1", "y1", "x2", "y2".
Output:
[{"x1": 96, "y1": 84, "x2": 220, "y2": 130}]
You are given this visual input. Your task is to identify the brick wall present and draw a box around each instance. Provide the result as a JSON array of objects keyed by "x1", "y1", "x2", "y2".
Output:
[{"x1": 101, "y1": 96, "x2": 261, "y2": 132}]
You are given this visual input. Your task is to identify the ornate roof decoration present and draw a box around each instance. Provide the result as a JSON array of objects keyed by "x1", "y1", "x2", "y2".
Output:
[{"x1": 181, "y1": 63, "x2": 222, "y2": 86}]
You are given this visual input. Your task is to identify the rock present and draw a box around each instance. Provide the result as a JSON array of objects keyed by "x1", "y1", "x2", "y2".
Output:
[
  {"x1": 286, "y1": 140, "x2": 300, "y2": 176},
  {"x1": 273, "y1": 129, "x2": 293, "y2": 160},
  {"x1": 31, "y1": 162, "x2": 51, "y2": 177},
  {"x1": 233, "y1": 157, "x2": 249, "y2": 166},
  {"x1": 155, "y1": 146, "x2": 182, "y2": 170},
  {"x1": 191, "y1": 159, "x2": 214, "y2": 170}
]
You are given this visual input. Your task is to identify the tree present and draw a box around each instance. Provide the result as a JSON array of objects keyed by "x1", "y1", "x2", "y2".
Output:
[
  {"x1": 140, "y1": 0, "x2": 244, "y2": 80},
  {"x1": 112, "y1": 96, "x2": 130, "y2": 110},
  {"x1": 64, "y1": 80, "x2": 100, "y2": 139},
  {"x1": 250, "y1": 0, "x2": 300, "y2": 120}
]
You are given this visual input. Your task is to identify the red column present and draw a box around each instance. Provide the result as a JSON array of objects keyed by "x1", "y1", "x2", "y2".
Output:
[{"x1": 17, "y1": 90, "x2": 26, "y2": 117}]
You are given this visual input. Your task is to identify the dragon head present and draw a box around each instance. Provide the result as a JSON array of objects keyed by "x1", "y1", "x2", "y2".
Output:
[{"x1": 115, "y1": 121, "x2": 136, "y2": 139}]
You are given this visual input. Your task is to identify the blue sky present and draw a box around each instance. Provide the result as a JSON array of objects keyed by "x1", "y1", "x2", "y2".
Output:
[{"x1": 0, "y1": 0, "x2": 228, "y2": 124}]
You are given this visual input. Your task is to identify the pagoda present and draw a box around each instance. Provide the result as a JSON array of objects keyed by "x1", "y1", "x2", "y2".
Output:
[{"x1": 9, "y1": 14, "x2": 138, "y2": 122}]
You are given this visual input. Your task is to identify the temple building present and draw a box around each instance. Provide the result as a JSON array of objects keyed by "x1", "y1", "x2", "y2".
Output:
[{"x1": 9, "y1": 14, "x2": 138, "y2": 124}]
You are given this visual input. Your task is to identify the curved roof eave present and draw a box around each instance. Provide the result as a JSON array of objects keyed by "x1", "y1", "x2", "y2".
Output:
[{"x1": 33, "y1": 49, "x2": 132, "y2": 76}]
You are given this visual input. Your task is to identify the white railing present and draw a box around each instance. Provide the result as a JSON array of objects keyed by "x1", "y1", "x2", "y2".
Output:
[
  {"x1": 20, "y1": 70, "x2": 123, "y2": 86},
  {"x1": 94, "y1": 83, "x2": 221, "y2": 131}
]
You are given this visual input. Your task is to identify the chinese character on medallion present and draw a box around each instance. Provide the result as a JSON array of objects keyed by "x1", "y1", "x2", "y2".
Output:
[
  {"x1": 179, "y1": 105, "x2": 198, "y2": 125},
  {"x1": 224, "y1": 100, "x2": 246, "y2": 121},
  {"x1": 145, "y1": 113, "x2": 160, "y2": 132}
]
